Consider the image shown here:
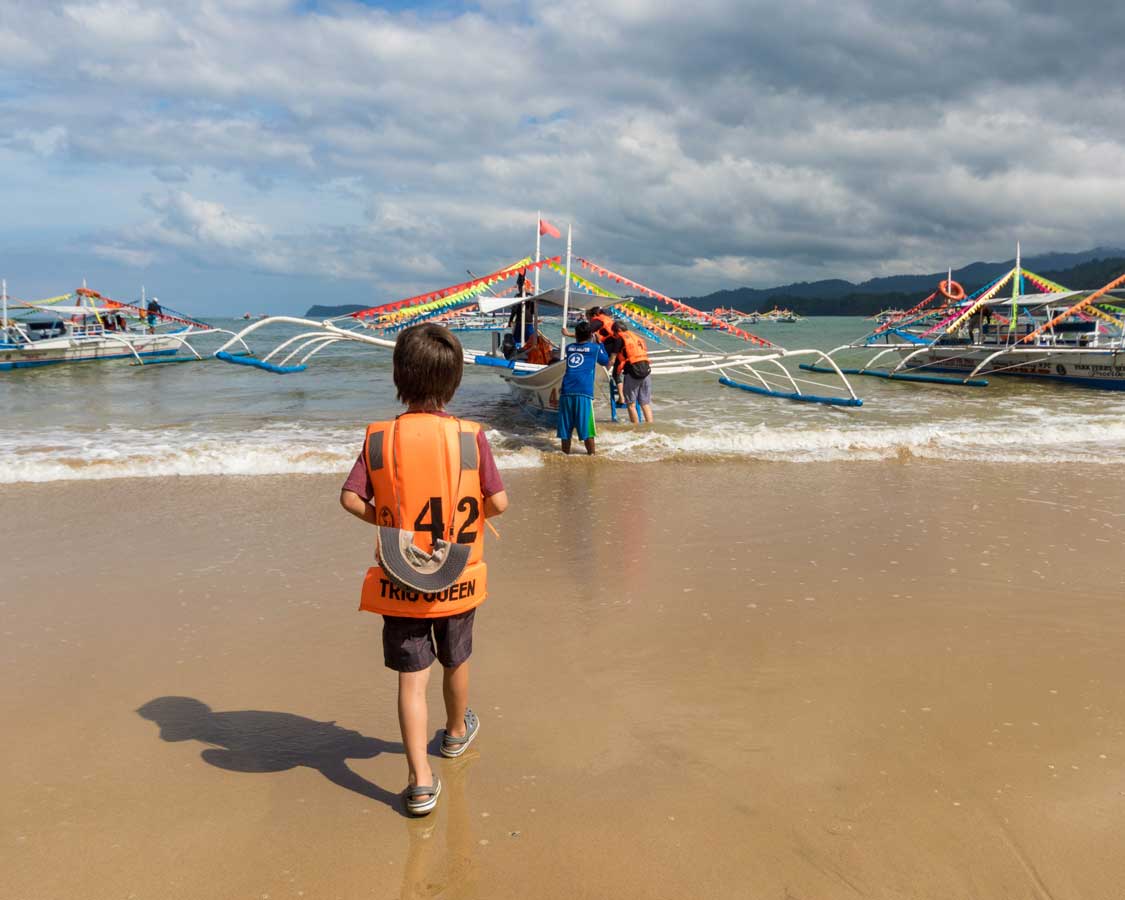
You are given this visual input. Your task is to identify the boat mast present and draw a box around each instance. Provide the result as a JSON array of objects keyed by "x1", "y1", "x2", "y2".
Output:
[
  {"x1": 1010, "y1": 241, "x2": 1020, "y2": 336},
  {"x1": 2, "y1": 279, "x2": 7, "y2": 336},
  {"x1": 561, "y1": 224, "x2": 573, "y2": 351},
  {"x1": 534, "y1": 210, "x2": 542, "y2": 295}
]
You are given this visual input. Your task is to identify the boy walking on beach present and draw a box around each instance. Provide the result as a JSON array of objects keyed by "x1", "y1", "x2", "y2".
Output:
[
  {"x1": 558, "y1": 320, "x2": 609, "y2": 455},
  {"x1": 340, "y1": 323, "x2": 508, "y2": 816}
]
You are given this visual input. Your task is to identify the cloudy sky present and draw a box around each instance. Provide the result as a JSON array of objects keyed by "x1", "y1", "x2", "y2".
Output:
[{"x1": 2, "y1": 0, "x2": 1125, "y2": 314}]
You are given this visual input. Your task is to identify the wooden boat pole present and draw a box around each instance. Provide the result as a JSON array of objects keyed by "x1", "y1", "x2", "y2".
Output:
[
  {"x1": 561, "y1": 224, "x2": 572, "y2": 352},
  {"x1": 534, "y1": 210, "x2": 542, "y2": 295}
]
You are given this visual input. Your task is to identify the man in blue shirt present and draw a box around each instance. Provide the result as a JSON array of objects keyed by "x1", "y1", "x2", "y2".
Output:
[{"x1": 558, "y1": 320, "x2": 610, "y2": 455}]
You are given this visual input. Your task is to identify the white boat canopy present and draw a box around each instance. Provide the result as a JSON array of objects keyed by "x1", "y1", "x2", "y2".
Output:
[
  {"x1": 18, "y1": 304, "x2": 125, "y2": 316},
  {"x1": 477, "y1": 287, "x2": 605, "y2": 316}
]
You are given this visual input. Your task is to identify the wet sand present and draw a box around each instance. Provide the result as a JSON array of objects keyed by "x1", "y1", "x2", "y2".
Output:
[{"x1": 2, "y1": 460, "x2": 1124, "y2": 899}]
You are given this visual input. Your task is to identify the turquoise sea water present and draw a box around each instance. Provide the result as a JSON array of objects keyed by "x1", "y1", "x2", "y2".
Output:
[{"x1": 2, "y1": 316, "x2": 1125, "y2": 483}]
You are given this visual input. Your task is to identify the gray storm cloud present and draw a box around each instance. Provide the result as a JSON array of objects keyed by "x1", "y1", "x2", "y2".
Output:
[{"x1": 2, "y1": 0, "x2": 1124, "y2": 304}]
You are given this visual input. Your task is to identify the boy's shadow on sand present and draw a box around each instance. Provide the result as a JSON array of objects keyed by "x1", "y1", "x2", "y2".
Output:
[{"x1": 137, "y1": 696, "x2": 407, "y2": 812}]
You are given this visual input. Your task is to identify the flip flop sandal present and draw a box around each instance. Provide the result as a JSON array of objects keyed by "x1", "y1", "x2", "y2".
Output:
[
  {"x1": 440, "y1": 708, "x2": 480, "y2": 758},
  {"x1": 405, "y1": 778, "x2": 442, "y2": 816}
]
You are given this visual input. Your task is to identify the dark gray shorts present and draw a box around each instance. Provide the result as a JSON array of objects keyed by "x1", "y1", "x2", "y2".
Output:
[
  {"x1": 382, "y1": 608, "x2": 476, "y2": 672},
  {"x1": 623, "y1": 372, "x2": 652, "y2": 405}
]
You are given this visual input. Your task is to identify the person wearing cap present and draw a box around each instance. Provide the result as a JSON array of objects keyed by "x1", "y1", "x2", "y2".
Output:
[
  {"x1": 611, "y1": 319, "x2": 654, "y2": 424},
  {"x1": 339, "y1": 323, "x2": 509, "y2": 816}
]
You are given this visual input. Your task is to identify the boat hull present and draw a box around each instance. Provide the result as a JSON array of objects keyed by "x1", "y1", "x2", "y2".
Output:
[
  {"x1": 0, "y1": 335, "x2": 181, "y2": 370},
  {"x1": 913, "y1": 346, "x2": 1125, "y2": 390},
  {"x1": 499, "y1": 361, "x2": 565, "y2": 416}
]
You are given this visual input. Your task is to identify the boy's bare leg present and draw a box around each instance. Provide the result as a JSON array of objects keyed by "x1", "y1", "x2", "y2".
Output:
[
  {"x1": 626, "y1": 403, "x2": 639, "y2": 423},
  {"x1": 641, "y1": 403, "x2": 653, "y2": 423},
  {"x1": 443, "y1": 661, "x2": 470, "y2": 739},
  {"x1": 398, "y1": 668, "x2": 434, "y2": 793},
  {"x1": 561, "y1": 438, "x2": 572, "y2": 454},
  {"x1": 584, "y1": 438, "x2": 596, "y2": 455}
]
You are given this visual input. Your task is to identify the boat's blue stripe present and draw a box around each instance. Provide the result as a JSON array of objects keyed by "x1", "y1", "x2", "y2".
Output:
[
  {"x1": 907, "y1": 364, "x2": 1125, "y2": 391},
  {"x1": 0, "y1": 349, "x2": 178, "y2": 370}
]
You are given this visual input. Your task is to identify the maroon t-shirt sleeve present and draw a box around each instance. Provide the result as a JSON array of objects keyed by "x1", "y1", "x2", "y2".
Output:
[
  {"x1": 477, "y1": 430, "x2": 504, "y2": 498},
  {"x1": 341, "y1": 449, "x2": 372, "y2": 502}
]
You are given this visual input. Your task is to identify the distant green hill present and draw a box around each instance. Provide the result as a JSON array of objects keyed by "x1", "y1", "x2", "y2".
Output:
[
  {"x1": 305, "y1": 303, "x2": 367, "y2": 318},
  {"x1": 303, "y1": 251, "x2": 1125, "y2": 319},
  {"x1": 683, "y1": 248, "x2": 1125, "y2": 315}
]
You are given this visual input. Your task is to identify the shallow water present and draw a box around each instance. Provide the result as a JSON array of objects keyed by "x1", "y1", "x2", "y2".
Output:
[{"x1": 2, "y1": 316, "x2": 1124, "y2": 483}]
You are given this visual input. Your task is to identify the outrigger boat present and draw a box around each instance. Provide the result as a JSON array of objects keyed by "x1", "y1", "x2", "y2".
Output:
[
  {"x1": 212, "y1": 221, "x2": 863, "y2": 412},
  {"x1": 804, "y1": 249, "x2": 1125, "y2": 390},
  {"x1": 868, "y1": 308, "x2": 908, "y2": 326},
  {"x1": 0, "y1": 281, "x2": 241, "y2": 370},
  {"x1": 757, "y1": 307, "x2": 804, "y2": 324}
]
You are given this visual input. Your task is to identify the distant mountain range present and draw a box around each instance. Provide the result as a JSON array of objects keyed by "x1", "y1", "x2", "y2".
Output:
[
  {"x1": 682, "y1": 247, "x2": 1125, "y2": 315},
  {"x1": 305, "y1": 247, "x2": 1125, "y2": 319},
  {"x1": 305, "y1": 303, "x2": 368, "y2": 318}
]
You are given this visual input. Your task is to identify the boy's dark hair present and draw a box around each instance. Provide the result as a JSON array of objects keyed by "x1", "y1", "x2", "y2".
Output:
[
  {"x1": 393, "y1": 323, "x2": 464, "y2": 408},
  {"x1": 589, "y1": 306, "x2": 602, "y2": 317},
  {"x1": 575, "y1": 320, "x2": 592, "y2": 342},
  {"x1": 613, "y1": 319, "x2": 627, "y2": 332}
]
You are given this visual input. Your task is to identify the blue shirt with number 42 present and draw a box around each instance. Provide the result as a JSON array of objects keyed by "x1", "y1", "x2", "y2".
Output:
[{"x1": 560, "y1": 340, "x2": 610, "y2": 398}]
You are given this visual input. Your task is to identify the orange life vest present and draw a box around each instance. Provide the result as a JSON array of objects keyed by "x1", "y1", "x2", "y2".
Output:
[
  {"x1": 614, "y1": 330, "x2": 649, "y2": 376},
  {"x1": 359, "y1": 414, "x2": 487, "y2": 618},
  {"x1": 525, "y1": 333, "x2": 554, "y2": 365},
  {"x1": 589, "y1": 312, "x2": 614, "y2": 342}
]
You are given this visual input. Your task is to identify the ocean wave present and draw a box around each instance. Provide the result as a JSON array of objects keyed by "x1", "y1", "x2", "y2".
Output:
[
  {"x1": 595, "y1": 416, "x2": 1125, "y2": 464},
  {"x1": 1, "y1": 416, "x2": 1123, "y2": 484}
]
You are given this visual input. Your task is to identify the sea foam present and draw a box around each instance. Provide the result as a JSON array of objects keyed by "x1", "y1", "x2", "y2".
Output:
[{"x1": 1, "y1": 415, "x2": 1123, "y2": 484}]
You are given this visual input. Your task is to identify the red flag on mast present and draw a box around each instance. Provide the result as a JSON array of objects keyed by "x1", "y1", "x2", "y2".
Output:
[{"x1": 539, "y1": 217, "x2": 561, "y2": 239}]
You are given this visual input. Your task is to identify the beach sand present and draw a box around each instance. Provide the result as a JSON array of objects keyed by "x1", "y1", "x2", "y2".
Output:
[{"x1": 2, "y1": 460, "x2": 1124, "y2": 899}]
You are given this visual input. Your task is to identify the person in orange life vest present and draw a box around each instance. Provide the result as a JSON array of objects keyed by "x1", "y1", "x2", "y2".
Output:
[
  {"x1": 340, "y1": 323, "x2": 509, "y2": 816},
  {"x1": 599, "y1": 319, "x2": 627, "y2": 413},
  {"x1": 587, "y1": 311, "x2": 624, "y2": 406},
  {"x1": 586, "y1": 306, "x2": 615, "y2": 343},
  {"x1": 611, "y1": 320, "x2": 654, "y2": 424}
]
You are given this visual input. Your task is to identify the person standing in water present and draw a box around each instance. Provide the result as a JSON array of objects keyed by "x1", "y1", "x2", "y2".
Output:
[
  {"x1": 612, "y1": 320, "x2": 654, "y2": 424},
  {"x1": 146, "y1": 297, "x2": 162, "y2": 334},
  {"x1": 558, "y1": 320, "x2": 609, "y2": 455}
]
